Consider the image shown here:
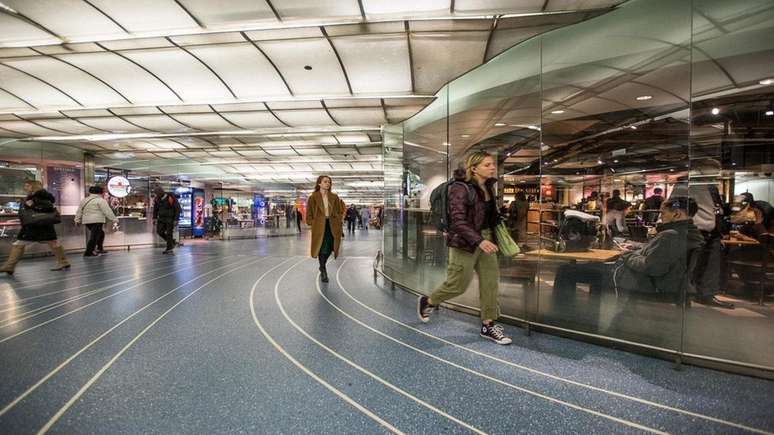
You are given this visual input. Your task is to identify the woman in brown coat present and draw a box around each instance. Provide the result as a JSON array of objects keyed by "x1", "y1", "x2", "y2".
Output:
[{"x1": 307, "y1": 175, "x2": 345, "y2": 282}]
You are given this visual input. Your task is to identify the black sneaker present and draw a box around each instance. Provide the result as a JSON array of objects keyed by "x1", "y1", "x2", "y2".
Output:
[
  {"x1": 162, "y1": 249, "x2": 175, "y2": 255},
  {"x1": 695, "y1": 295, "x2": 734, "y2": 309},
  {"x1": 480, "y1": 323, "x2": 512, "y2": 345},
  {"x1": 417, "y1": 296, "x2": 435, "y2": 323}
]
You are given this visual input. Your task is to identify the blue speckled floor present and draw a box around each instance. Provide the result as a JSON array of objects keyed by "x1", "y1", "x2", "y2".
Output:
[{"x1": 0, "y1": 230, "x2": 772, "y2": 434}]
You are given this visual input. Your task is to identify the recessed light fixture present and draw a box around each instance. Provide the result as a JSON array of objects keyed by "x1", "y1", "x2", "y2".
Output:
[
  {"x1": 766, "y1": 110, "x2": 774, "y2": 116},
  {"x1": 636, "y1": 95, "x2": 652, "y2": 101},
  {"x1": 629, "y1": 125, "x2": 637, "y2": 130},
  {"x1": 461, "y1": 134, "x2": 471, "y2": 138},
  {"x1": 669, "y1": 168, "x2": 675, "y2": 172},
  {"x1": 711, "y1": 107, "x2": 720, "y2": 115},
  {"x1": 732, "y1": 162, "x2": 737, "y2": 166},
  {"x1": 613, "y1": 159, "x2": 619, "y2": 163},
  {"x1": 494, "y1": 122, "x2": 506, "y2": 127},
  {"x1": 760, "y1": 79, "x2": 773, "y2": 85},
  {"x1": 597, "y1": 159, "x2": 604, "y2": 165},
  {"x1": 550, "y1": 110, "x2": 565, "y2": 114}
]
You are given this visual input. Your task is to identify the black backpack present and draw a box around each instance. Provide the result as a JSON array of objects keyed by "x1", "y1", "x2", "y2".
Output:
[
  {"x1": 429, "y1": 179, "x2": 476, "y2": 232},
  {"x1": 558, "y1": 210, "x2": 599, "y2": 252}
]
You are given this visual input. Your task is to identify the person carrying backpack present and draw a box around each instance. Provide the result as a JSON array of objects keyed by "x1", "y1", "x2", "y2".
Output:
[
  {"x1": 152, "y1": 186, "x2": 182, "y2": 255},
  {"x1": 418, "y1": 151, "x2": 512, "y2": 345}
]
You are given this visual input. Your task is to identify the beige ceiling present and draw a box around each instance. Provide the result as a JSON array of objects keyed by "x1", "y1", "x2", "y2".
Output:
[{"x1": 0, "y1": 0, "x2": 624, "y2": 200}]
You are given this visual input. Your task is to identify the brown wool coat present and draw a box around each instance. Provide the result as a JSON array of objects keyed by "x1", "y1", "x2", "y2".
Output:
[{"x1": 307, "y1": 191, "x2": 345, "y2": 258}]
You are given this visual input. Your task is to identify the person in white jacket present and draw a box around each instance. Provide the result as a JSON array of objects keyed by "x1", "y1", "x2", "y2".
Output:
[
  {"x1": 360, "y1": 206, "x2": 371, "y2": 231},
  {"x1": 75, "y1": 185, "x2": 117, "y2": 257}
]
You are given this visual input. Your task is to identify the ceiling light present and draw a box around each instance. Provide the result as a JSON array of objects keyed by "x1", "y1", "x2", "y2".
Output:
[
  {"x1": 550, "y1": 110, "x2": 565, "y2": 114},
  {"x1": 461, "y1": 134, "x2": 471, "y2": 138},
  {"x1": 613, "y1": 159, "x2": 619, "y2": 163},
  {"x1": 597, "y1": 159, "x2": 604, "y2": 165},
  {"x1": 711, "y1": 107, "x2": 720, "y2": 115},
  {"x1": 629, "y1": 125, "x2": 637, "y2": 130},
  {"x1": 760, "y1": 79, "x2": 773, "y2": 85},
  {"x1": 527, "y1": 125, "x2": 540, "y2": 130},
  {"x1": 636, "y1": 95, "x2": 652, "y2": 101},
  {"x1": 494, "y1": 122, "x2": 506, "y2": 127},
  {"x1": 766, "y1": 110, "x2": 774, "y2": 116},
  {"x1": 669, "y1": 168, "x2": 675, "y2": 172}
]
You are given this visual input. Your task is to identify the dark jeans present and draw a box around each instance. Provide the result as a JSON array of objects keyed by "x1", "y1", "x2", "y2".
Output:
[
  {"x1": 347, "y1": 219, "x2": 356, "y2": 233},
  {"x1": 694, "y1": 232, "x2": 721, "y2": 298},
  {"x1": 157, "y1": 220, "x2": 175, "y2": 251},
  {"x1": 85, "y1": 223, "x2": 104, "y2": 255}
]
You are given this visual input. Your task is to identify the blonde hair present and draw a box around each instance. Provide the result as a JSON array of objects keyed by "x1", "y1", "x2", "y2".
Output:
[
  {"x1": 24, "y1": 179, "x2": 44, "y2": 192},
  {"x1": 464, "y1": 151, "x2": 494, "y2": 182}
]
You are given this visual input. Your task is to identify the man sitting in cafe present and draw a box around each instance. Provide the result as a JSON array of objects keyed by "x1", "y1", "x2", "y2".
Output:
[{"x1": 554, "y1": 197, "x2": 703, "y2": 299}]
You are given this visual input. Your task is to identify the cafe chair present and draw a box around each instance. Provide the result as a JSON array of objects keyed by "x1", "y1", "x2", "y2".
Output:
[{"x1": 727, "y1": 233, "x2": 773, "y2": 305}]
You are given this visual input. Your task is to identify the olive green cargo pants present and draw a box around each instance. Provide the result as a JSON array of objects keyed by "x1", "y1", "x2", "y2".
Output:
[{"x1": 429, "y1": 230, "x2": 500, "y2": 320}]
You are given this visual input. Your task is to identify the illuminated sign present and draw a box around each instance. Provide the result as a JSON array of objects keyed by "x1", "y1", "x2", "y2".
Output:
[{"x1": 107, "y1": 176, "x2": 131, "y2": 198}]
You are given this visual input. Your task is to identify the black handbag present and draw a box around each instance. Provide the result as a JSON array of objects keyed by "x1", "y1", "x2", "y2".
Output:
[{"x1": 19, "y1": 208, "x2": 62, "y2": 226}]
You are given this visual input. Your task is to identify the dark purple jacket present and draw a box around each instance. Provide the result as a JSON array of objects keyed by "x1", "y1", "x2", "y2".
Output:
[{"x1": 446, "y1": 169, "x2": 499, "y2": 253}]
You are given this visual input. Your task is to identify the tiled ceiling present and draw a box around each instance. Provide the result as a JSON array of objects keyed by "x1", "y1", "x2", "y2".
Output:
[{"x1": 0, "y1": 0, "x2": 624, "y2": 199}]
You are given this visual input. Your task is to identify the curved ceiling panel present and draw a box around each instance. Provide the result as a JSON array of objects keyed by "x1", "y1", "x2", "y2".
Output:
[
  {"x1": 2, "y1": 57, "x2": 128, "y2": 106},
  {"x1": 258, "y1": 38, "x2": 350, "y2": 96},
  {"x1": 177, "y1": 0, "x2": 277, "y2": 27},
  {"x1": 0, "y1": 14, "x2": 59, "y2": 47},
  {"x1": 87, "y1": 0, "x2": 199, "y2": 33},
  {"x1": 454, "y1": 0, "x2": 545, "y2": 15},
  {"x1": 0, "y1": 120, "x2": 62, "y2": 135},
  {"x1": 2, "y1": 0, "x2": 125, "y2": 41},
  {"x1": 0, "y1": 63, "x2": 78, "y2": 109},
  {"x1": 184, "y1": 43, "x2": 291, "y2": 98},
  {"x1": 33, "y1": 118, "x2": 102, "y2": 134},
  {"x1": 272, "y1": 0, "x2": 361, "y2": 21},
  {"x1": 0, "y1": 88, "x2": 33, "y2": 111},
  {"x1": 411, "y1": 32, "x2": 489, "y2": 94},
  {"x1": 329, "y1": 108, "x2": 386, "y2": 126},
  {"x1": 56, "y1": 52, "x2": 180, "y2": 104},
  {"x1": 274, "y1": 109, "x2": 336, "y2": 127},
  {"x1": 219, "y1": 111, "x2": 285, "y2": 129},
  {"x1": 362, "y1": 0, "x2": 448, "y2": 19},
  {"x1": 122, "y1": 115, "x2": 190, "y2": 133},
  {"x1": 332, "y1": 34, "x2": 412, "y2": 94},
  {"x1": 171, "y1": 113, "x2": 236, "y2": 130},
  {"x1": 76, "y1": 117, "x2": 149, "y2": 133},
  {"x1": 120, "y1": 48, "x2": 235, "y2": 102}
]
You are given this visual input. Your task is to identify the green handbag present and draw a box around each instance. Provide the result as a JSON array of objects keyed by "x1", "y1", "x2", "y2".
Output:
[{"x1": 495, "y1": 221, "x2": 520, "y2": 257}]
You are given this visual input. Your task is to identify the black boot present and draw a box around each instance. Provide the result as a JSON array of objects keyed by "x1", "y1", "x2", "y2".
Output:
[{"x1": 319, "y1": 254, "x2": 329, "y2": 283}]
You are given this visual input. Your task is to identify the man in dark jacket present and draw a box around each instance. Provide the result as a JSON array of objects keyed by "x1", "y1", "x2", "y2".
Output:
[
  {"x1": 153, "y1": 186, "x2": 182, "y2": 254},
  {"x1": 642, "y1": 187, "x2": 664, "y2": 224},
  {"x1": 554, "y1": 197, "x2": 703, "y2": 299}
]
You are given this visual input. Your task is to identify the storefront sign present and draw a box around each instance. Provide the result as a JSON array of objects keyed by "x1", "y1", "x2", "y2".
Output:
[{"x1": 107, "y1": 176, "x2": 131, "y2": 198}]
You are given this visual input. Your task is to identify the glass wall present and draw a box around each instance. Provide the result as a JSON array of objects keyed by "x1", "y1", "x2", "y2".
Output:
[{"x1": 382, "y1": 0, "x2": 774, "y2": 375}]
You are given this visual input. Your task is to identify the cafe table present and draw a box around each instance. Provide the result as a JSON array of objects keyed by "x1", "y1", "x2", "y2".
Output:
[{"x1": 525, "y1": 248, "x2": 622, "y2": 263}]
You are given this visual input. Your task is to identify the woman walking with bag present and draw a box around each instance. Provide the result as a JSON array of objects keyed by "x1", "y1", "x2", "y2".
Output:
[
  {"x1": 75, "y1": 185, "x2": 117, "y2": 256},
  {"x1": 417, "y1": 151, "x2": 512, "y2": 345},
  {"x1": 1, "y1": 180, "x2": 70, "y2": 275},
  {"x1": 307, "y1": 175, "x2": 345, "y2": 283}
]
